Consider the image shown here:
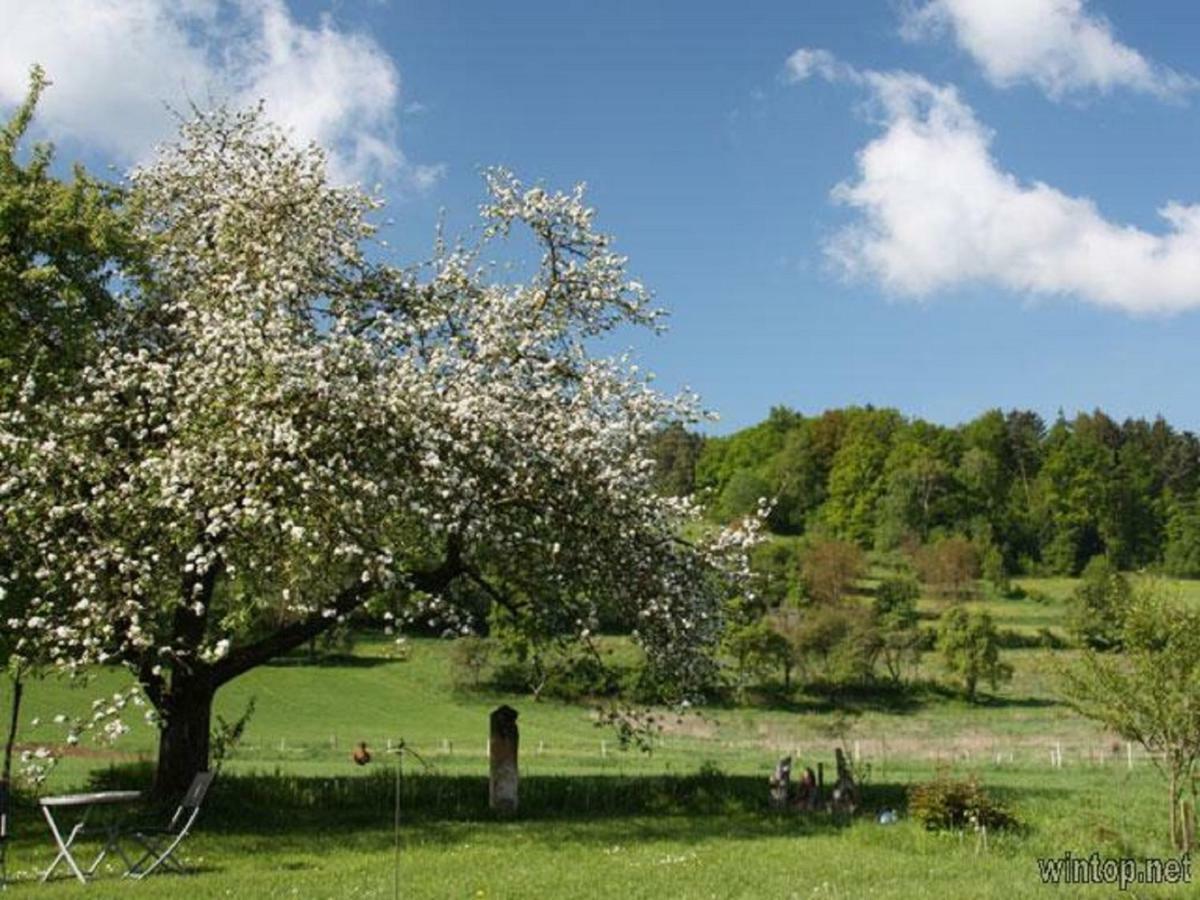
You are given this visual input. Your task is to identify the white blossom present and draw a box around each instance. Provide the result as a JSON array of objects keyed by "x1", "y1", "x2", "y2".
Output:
[{"x1": 0, "y1": 106, "x2": 760, "y2": 716}]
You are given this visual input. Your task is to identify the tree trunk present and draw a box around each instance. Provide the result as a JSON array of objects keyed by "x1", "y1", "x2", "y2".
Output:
[
  {"x1": 2, "y1": 673, "x2": 23, "y2": 787},
  {"x1": 1170, "y1": 769, "x2": 1181, "y2": 850},
  {"x1": 154, "y1": 674, "x2": 214, "y2": 797},
  {"x1": 144, "y1": 547, "x2": 465, "y2": 797}
]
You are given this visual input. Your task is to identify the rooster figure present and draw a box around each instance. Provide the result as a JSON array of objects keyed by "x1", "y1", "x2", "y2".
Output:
[{"x1": 352, "y1": 741, "x2": 372, "y2": 766}]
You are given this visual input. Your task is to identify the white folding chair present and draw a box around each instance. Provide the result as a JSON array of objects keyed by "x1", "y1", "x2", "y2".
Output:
[{"x1": 124, "y1": 772, "x2": 214, "y2": 880}]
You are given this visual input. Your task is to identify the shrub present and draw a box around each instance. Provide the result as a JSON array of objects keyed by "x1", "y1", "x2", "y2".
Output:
[
  {"x1": 980, "y1": 544, "x2": 1011, "y2": 596},
  {"x1": 1067, "y1": 555, "x2": 1131, "y2": 651},
  {"x1": 449, "y1": 636, "x2": 494, "y2": 688},
  {"x1": 874, "y1": 575, "x2": 922, "y2": 683},
  {"x1": 875, "y1": 574, "x2": 921, "y2": 618},
  {"x1": 748, "y1": 540, "x2": 800, "y2": 611},
  {"x1": 907, "y1": 773, "x2": 1017, "y2": 831},
  {"x1": 792, "y1": 605, "x2": 881, "y2": 686},
  {"x1": 936, "y1": 607, "x2": 1012, "y2": 701},
  {"x1": 992, "y1": 627, "x2": 1067, "y2": 649},
  {"x1": 722, "y1": 614, "x2": 807, "y2": 697},
  {"x1": 800, "y1": 538, "x2": 865, "y2": 605},
  {"x1": 911, "y1": 536, "x2": 980, "y2": 599},
  {"x1": 490, "y1": 648, "x2": 622, "y2": 702}
]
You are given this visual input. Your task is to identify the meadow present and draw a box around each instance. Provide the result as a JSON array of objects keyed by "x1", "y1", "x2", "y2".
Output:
[{"x1": 1, "y1": 578, "x2": 1196, "y2": 898}]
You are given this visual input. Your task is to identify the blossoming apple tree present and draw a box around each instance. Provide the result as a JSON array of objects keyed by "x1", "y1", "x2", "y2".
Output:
[{"x1": 1, "y1": 106, "x2": 758, "y2": 793}]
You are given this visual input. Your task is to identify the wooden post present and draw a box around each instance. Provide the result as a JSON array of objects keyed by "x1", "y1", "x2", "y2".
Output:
[{"x1": 489, "y1": 706, "x2": 519, "y2": 815}]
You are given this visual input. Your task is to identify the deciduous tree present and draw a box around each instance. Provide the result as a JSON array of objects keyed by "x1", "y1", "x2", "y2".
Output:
[
  {"x1": 799, "y1": 538, "x2": 864, "y2": 605},
  {"x1": 1, "y1": 67, "x2": 143, "y2": 795},
  {"x1": 937, "y1": 607, "x2": 1011, "y2": 702},
  {"x1": 1063, "y1": 586, "x2": 1200, "y2": 850},
  {"x1": 1, "y1": 106, "x2": 758, "y2": 793}
]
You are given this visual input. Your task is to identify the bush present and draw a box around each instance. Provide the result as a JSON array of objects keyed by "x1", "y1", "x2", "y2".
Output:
[
  {"x1": 791, "y1": 605, "x2": 881, "y2": 686},
  {"x1": 937, "y1": 607, "x2": 1012, "y2": 701},
  {"x1": 1067, "y1": 555, "x2": 1131, "y2": 651},
  {"x1": 992, "y1": 627, "x2": 1067, "y2": 649},
  {"x1": 907, "y1": 772, "x2": 1018, "y2": 832},
  {"x1": 800, "y1": 538, "x2": 865, "y2": 605},
  {"x1": 748, "y1": 540, "x2": 800, "y2": 611},
  {"x1": 911, "y1": 536, "x2": 980, "y2": 599},
  {"x1": 874, "y1": 575, "x2": 922, "y2": 683},
  {"x1": 875, "y1": 574, "x2": 921, "y2": 617},
  {"x1": 980, "y1": 544, "x2": 1010, "y2": 595},
  {"x1": 449, "y1": 636, "x2": 494, "y2": 688},
  {"x1": 724, "y1": 617, "x2": 798, "y2": 695},
  {"x1": 490, "y1": 650, "x2": 622, "y2": 702}
]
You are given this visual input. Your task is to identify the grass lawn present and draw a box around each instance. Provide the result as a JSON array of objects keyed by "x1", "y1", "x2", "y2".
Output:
[{"x1": 1, "y1": 577, "x2": 1196, "y2": 897}]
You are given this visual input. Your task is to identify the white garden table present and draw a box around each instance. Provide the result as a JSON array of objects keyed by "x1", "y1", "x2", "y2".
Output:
[{"x1": 39, "y1": 790, "x2": 141, "y2": 884}]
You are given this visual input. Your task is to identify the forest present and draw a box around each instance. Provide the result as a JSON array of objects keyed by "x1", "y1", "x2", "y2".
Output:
[{"x1": 653, "y1": 405, "x2": 1200, "y2": 578}]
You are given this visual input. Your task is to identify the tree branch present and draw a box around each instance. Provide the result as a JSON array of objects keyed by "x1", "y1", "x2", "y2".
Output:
[
  {"x1": 211, "y1": 538, "x2": 466, "y2": 687},
  {"x1": 463, "y1": 565, "x2": 523, "y2": 616}
]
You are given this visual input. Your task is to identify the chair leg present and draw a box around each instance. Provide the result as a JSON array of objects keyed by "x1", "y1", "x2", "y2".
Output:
[
  {"x1": 127, "y1": 833, "x2": 188, "y2": 879},
  {"x1": 124, "y1": 836, "x2": 161, "y2": 877},
  {"x1": 124, "y1": 834, "x2": 160, "y2": 877}
]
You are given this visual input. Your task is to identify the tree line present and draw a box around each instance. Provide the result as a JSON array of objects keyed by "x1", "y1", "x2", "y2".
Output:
[{"x1": 652, "y1": 405, "x2": 1200, "y2": 577}]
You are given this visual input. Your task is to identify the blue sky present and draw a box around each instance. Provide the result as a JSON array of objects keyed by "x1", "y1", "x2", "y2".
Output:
[{"x1": 4, "y1": 0, "x2": 1200, "y2": 433}]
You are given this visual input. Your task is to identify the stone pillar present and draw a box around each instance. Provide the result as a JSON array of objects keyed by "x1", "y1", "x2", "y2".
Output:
[{"x1": 489, "y1": 705, "x2": 519, "y2": 815}]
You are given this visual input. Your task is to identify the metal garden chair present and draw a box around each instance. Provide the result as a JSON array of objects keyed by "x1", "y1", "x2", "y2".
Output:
[{"x1": 123, "y1": 771, "x2": 214, "y2": 880}]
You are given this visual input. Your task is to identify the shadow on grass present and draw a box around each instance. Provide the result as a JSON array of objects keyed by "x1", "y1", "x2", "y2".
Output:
[
  {"x1": 721, "y1": 676, "x2": 1059, "y2": 715},
  {"x1": 973, "y1": 694, "x2": 1060, "y2": 709},
  {"x1": 264, "y1": 653, "x2": 398, "y2": 669},
  {"x1": 0, "y1": 767, "x2": 1071, "y2": 883},
  {"x1": 702, "y1": 682, "x2": 929, "y2": 716},
  {"x1": 62, "y1": 766, "x2": 915, "y2": 844}
]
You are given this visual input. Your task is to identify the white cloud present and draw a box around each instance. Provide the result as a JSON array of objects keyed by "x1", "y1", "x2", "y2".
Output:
[
  {"x1": 0, "y1": 0, "x2": 441, "y2": 187},
  {"x1": 783, "y1": 48, "x2": 844, "y2": 84},
  {"x1": 901, "y1": 0, "x2": 1195, "y2": 100},
  {"x1": 787, "y1": 48, "x2": 1200, "y2": 314}
]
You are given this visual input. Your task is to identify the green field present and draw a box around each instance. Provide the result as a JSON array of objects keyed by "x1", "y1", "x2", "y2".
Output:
[{"x1": 1, "y1": 579, "x2": 1197, "y2": 898}]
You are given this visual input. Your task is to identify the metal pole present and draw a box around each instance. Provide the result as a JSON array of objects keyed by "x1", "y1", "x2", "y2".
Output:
[{"x1": 393, "y1": 756, "x2": 401, "y2": 900}]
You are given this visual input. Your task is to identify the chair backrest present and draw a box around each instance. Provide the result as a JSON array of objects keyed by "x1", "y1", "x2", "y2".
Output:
[
  {"x1": 165, "y1": 771, "x2": 214, "y2": 836},
  {"x1": 182, "y1": 772, "x2": 215, "y2": 811}
]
